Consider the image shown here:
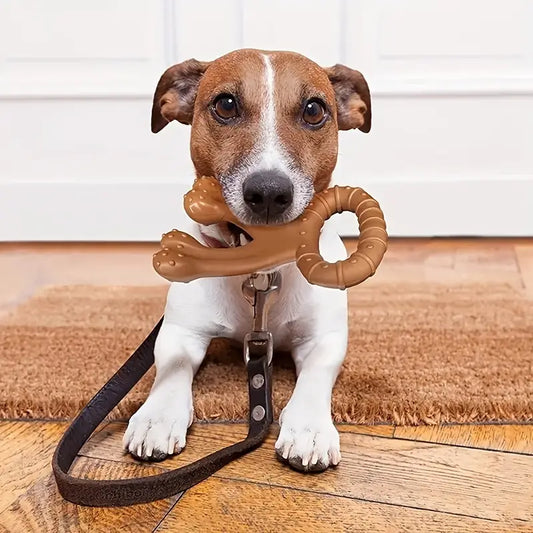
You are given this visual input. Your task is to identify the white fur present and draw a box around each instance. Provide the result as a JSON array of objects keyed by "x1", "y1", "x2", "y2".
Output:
[
  {"x1": 259, "y1": 53, "x2": 284, "y2": 170},
  {"x1": 124, "y1": 53, "x2": 350, "y2": 471},
  {"x1": 124, "y1": 220, "x2": 348, "y2": 470}
]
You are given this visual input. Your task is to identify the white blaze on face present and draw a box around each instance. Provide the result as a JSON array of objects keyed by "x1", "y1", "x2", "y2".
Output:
[{"x1": 259, "y1": 53, "x2": 285, "y2": 170}]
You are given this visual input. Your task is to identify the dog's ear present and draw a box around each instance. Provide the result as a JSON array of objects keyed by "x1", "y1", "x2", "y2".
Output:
[
  {"x1": 151, "y1": 59, "x2": 211, "y2": 133},
  {"x1": 325, "y1": 65, "x2": 371, "y2": 133}
]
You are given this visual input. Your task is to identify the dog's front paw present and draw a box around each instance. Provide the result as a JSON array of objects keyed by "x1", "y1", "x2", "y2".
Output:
[
  {"x1": 122, "y1": 397, "x2": 193, "y2": 461},
  {"x1": 275, "y1": 405, "x2": 341, "y2": 472}
]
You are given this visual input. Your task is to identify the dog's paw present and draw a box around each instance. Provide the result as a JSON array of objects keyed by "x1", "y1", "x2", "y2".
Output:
[
  {"x1": 275, "y1": 406, "x2": 341, "y2": 472},
  {"x1": 122, "y1": 397, "x2": 194, "y2": 462}
]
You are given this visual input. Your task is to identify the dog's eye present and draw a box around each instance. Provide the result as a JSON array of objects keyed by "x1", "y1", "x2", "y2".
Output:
[
  {"x1": 303, "y1": 99, "x2": 327, "y2": 126},
  {"x1": 213, "y1": 94, "x2": 238, "y2": 121}
]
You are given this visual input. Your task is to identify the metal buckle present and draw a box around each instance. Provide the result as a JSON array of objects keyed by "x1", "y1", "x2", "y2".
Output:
[{"x1": 243, "y1": 331, "x2": 274, "y2": 366}]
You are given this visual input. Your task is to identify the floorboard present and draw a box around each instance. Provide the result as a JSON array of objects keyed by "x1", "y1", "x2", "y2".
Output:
[
  {"x1": 77, "y1": 422, "x2": 532, "y2": 524},
  {"x1": 2, "y1": 420, "x2": 530, "y2": 530},
  {"x1": 0, "y1": 458, "x2": 177, "y2": 533},
  {"x1": 0, "y1": 421, "x2": 67, "y2": 514},
  {"x1": 394, "y1": 424, "x2": 533, "y2": 454},
  {"x1": 156, "y1": 476, "x2": 520, "y2": 533}
]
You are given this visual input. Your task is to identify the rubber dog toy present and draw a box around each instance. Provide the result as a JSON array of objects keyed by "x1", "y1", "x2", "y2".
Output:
[{"x1": 154, "y1": 177, "x2": 387, "y2": 289}]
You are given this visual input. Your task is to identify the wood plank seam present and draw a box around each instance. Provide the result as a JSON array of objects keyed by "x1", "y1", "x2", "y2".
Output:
[
  {"x1": 152, "y1": 492, "x2": 186, "y2": 533},
  {"x1": 199, "y1": 473, "x2": 501, "y2": 524},
  {"x1": 392, "y1": 425, "x2": 533, "y2": 455},
  {"x1": 391, "y1": 435, "x2": 533, "y2": 456}
]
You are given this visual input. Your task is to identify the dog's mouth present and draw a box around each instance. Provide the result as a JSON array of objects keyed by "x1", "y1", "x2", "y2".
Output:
[
  {"x1": 199, "y1": 222, "x2": 253, "y2": 249},
  {"x1": 226, "y1": 222, "x2": 253, "y2": 247}
]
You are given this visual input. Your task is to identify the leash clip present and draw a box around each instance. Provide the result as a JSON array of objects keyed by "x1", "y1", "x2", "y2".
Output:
[
  {"x1": 242, "y1": 272, "x2": 281, "y2": 366},
  {"x1": 243, "y1": 331, "x2": 274, "y2": 366}
]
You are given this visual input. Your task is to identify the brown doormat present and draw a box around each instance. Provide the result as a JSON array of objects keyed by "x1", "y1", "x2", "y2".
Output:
[{"x1": 1, "y1": 283, "x2": 531, "y2": 424}]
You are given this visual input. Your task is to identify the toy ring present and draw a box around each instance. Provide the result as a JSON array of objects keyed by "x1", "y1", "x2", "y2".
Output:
[{"x1": 154, "y1": 177, "x2": 387, "y2": 289}]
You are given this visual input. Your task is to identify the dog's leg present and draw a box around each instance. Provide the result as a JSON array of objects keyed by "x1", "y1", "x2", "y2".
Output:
[
  {"x1": 274, "y1": 223, "x2": 348, "y2": 472},
  {"x1": 275, "y1": 330, "x2": 347, "y2": 472},
  {"x1": 123, "y1": 320, "x2": 210, "y2": 461}
]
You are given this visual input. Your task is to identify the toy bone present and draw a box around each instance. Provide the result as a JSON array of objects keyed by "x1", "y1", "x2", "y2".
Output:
[{"x1": 154, "y1": 176, "x2": 387, "y2": 290}]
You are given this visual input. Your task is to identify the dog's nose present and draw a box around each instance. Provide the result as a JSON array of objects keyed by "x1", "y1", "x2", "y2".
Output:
[{"x1": 243, "y1": 170, "x2": 294, "y2": 219}]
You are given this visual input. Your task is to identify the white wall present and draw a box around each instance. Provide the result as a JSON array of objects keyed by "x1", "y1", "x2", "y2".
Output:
[{"x1": 1, "y1": 0, "x2": 532, "y2": 240}]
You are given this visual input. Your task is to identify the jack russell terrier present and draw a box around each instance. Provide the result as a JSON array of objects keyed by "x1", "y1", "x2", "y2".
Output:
[{"x1": 123, "y1": 49, "x2": 371, "y2": 472}]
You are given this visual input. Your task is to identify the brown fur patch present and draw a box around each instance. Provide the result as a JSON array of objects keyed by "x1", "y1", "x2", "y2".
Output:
[
  {"x1": 190, "y1": 50, "x2": 265, "y2": 178},
  {"x1": 152, "y1": 49, "x2": 371, "y2": 193},
  {"x1": 325, "y1": 64, "x2": 371, "y2": 132},
  {"x1": 270, "y1": 52, "x2": 339, "y2": 192},
  {"x1": 151, "y1": 60, "x2": 211, "y2": 132}
]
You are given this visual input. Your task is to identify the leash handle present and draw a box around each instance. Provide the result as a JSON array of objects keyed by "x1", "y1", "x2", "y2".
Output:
[{"x1": 52, "y1": 318, "x2": 273, "y2": 507}]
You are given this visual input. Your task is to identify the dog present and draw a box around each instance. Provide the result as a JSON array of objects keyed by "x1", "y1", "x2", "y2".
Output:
[{"x1": 123, "y1": 49, "x2": 371, "y2": 471}]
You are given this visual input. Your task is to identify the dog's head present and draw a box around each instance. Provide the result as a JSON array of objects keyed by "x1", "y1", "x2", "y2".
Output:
[{"x1": 152, "y1": 49, "x2": 371, "y2": 226}]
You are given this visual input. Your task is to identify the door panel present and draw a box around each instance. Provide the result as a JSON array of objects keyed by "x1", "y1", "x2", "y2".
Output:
[{"x1": 1, "y1": 0, "x2": 531, "y2": 239}]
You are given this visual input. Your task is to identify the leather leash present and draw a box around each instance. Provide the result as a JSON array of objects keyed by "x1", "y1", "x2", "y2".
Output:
[{"x1": 52, "y1": 273, "x2": 279, "y2": 507}]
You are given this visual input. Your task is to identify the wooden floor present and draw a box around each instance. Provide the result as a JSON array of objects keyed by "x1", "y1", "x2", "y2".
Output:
[{"x1": 0, "y1": 239, "x2": 532, "y2": 532}]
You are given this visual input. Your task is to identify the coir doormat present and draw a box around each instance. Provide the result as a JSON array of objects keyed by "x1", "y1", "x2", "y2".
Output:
[{"x1": 1, "y1": 283, "x2": 531, "y2": 424}]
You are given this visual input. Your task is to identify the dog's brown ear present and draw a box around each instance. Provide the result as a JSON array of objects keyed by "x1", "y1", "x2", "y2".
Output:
[
  {"x1": 325, "y1": 65, "x2": 371, "y2": 133},
  {"x1": 151, "y1": 59, "x2": 211, "y2": 133}
]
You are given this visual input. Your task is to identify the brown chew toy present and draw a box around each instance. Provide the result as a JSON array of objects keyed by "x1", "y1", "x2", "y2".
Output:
[{"x1": 154, "y1": 177, "x2": 387, "y2": 289}]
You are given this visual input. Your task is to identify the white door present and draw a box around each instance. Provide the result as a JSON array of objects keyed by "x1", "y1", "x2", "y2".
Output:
[{"x1": 1, "y1": 0, "x2": 532, "y2": 240}]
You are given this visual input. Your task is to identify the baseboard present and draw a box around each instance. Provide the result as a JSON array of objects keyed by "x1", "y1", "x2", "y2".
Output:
[
  {"x1": 1, "y1": 177, "x2": 531, "y2": 240},
  {"x1": 0, "y1": 180, "x2": 192, "y2": 241}
]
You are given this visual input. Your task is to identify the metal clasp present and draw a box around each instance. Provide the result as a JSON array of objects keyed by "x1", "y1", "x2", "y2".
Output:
[{"x1": 242, "y1": 272, "x2": 281, "y2": 365}]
